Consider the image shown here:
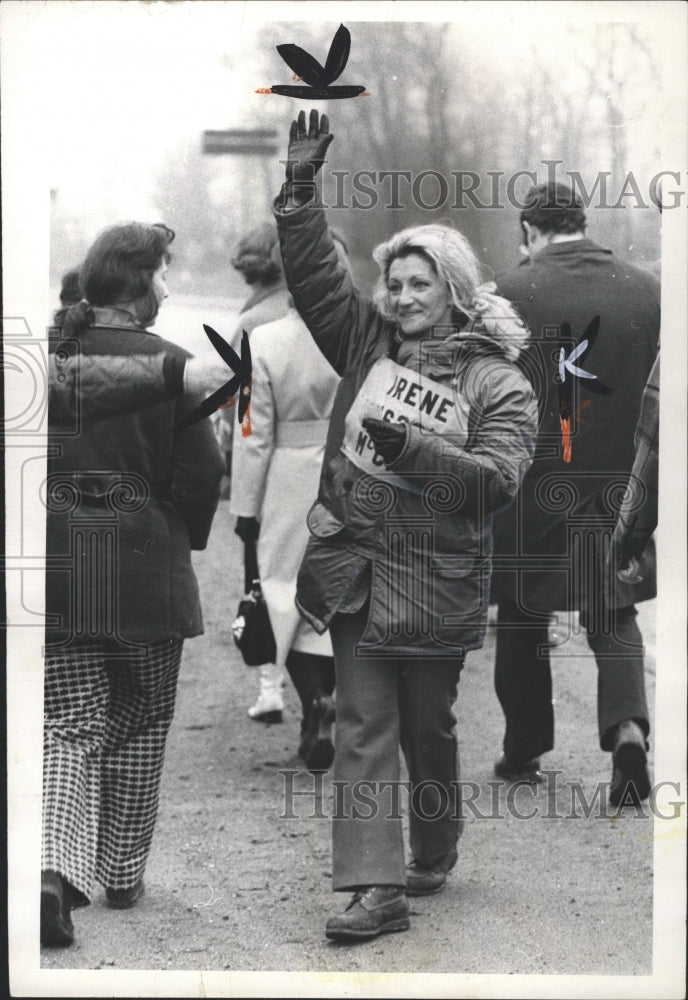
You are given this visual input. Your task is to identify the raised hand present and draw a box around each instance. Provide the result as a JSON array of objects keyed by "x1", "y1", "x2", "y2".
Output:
[{"x1": 285, "y1": 109, "x2": 334, "y2": 184}]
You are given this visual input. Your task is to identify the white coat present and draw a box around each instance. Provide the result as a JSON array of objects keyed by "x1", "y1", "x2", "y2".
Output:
[{"x1": 229, "y1": 308, "x2": 340, "y2": 667}]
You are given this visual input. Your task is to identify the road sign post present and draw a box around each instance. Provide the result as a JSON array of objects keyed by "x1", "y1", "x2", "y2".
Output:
[{"x1": 202, "y1": 129, "x2": 278, "y2": 156}]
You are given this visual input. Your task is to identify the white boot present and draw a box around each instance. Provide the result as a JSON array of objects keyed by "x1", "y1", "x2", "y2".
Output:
[{"x1": 247, "y1": 663, "x2": 285, "y2": 722}]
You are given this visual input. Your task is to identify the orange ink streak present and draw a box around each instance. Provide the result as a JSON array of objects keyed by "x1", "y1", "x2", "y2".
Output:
[
  {"x1": 572, "y1": 398, "x2": 592, "y2": 419},
  {"x1": 360, "y1": 92, "x2": 371, "y2": 97},
  {"x1": 241, "y1": 403, "x2": 252, "y2": 438},
  {"x1": 560, "y1": 416, "x2": 572, "y2": 463},
  {"x1": 255, "y1": 88, "x2": 271, "y2": 95},
  {"x1": 570, "y1": 399, "x2": 593, "y2": 428},
  {"x1": 218, "y1": 396, "x2": 236, "y2": 410}
]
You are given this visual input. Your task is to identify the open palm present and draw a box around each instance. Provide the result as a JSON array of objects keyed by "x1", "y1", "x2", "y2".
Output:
[{"x1": 286, "y1": 109, "x2": 334, "y2": 183}]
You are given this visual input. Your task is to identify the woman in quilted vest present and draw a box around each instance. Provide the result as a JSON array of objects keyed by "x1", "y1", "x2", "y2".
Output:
[{"x1": 42, "y1": 222, "x2": 223, "y2": 947}]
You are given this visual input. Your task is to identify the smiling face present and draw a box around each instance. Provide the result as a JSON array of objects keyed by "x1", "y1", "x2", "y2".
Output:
[{"x1": 386, "y1": 252, "x2": 453, "y2": 337}]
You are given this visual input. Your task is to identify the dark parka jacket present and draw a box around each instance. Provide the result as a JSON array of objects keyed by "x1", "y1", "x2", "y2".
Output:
[
  {"x1": 492, "y1": 240, "x2": 660, "y2": 612},
  {"x1": 274, "y1": 197, "x2": 538, "y2": 656},
  {"x1": 46, "y1": 308, "x2": 224, "y2": 649}
]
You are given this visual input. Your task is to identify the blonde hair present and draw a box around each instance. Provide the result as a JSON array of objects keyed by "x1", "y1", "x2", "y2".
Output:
[{"x1": 372, "y1": 224, "x2": 529, "y2": 361}]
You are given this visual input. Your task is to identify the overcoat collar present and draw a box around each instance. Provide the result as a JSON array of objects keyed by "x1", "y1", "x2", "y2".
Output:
[{"x1": 531, "y1": 238, "x2": 613, "y2": 261}]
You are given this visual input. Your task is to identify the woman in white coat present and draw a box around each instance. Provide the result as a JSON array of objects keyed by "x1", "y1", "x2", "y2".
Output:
[
  {"x1": 213, "y1": 222, "x2": 290, "y2": 500},
  {"x1": 218, "y1": 222, "x2": 292, "y2": 720},
  {"x1": 229, "y1": 243, "x2": 345, "y2": 767}
]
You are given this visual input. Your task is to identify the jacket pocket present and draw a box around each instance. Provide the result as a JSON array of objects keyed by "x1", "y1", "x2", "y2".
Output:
[
  {"x1": 307, "y1": 500, "x2": 347, "y2": 539},
  {"x1": 433, "y1": 557, "x2": 490, "y2": 633}
]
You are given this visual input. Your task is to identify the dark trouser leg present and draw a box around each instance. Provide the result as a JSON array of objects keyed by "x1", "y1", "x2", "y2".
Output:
[
  {"x1": 96, "y1": 639, "x2": 183, "y2": 891},
  {"x1": 581, "y1": 605, "x2": 650, "y2": 752},
  {"x1": 398, "y1": 658, "x2": 463, "y2": 867},
  {"x1": 320, "y1": 656, "x2": 336, "y2": 696},
  {"x1": 494, "y1": 600, "x2": 554, "y2": 761},
  {"x1": 285, "y1": 649, "x2": 336, "y2": 735},
  {"x1": 329, "y1": 608, "x2": 405, "y2": 891}
]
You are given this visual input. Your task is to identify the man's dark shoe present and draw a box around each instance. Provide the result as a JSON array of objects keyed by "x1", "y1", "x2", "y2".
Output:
[
  {"x1": 609, "y1": 720, "x2": 651, "y2": 808},
  {"x1": 405, "y1": 846, "x2": 458, "y2": 897},
  {"x1": 106, "y1": 877, "x2": 145, "y2": 910},
  {"x1": 494, "y1": 754, "x2": 544, "y2": 784},
  {"x1": 301, "y1": 695, "x2": 335, "y2": 773},
  {"x1": 40, "y1": 870, "x2": 74, "y2": 947},
  {"x1": 325, "y1": 885, "x2": 409, "y2": 940}
]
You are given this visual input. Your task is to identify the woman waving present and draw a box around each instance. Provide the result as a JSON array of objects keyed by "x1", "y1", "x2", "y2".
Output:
[{"x1": 274, "y1": 111, "x2": 537, "y2": 941}]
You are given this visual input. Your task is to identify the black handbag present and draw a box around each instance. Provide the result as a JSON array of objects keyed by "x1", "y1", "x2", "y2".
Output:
[{"x1": 231, "y1": 537, "x2": 277, "y2": 667}]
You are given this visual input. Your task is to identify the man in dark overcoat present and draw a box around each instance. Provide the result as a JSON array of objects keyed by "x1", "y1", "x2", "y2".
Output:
[{"x1": 491, "y1": 182, "x2": 659, "y2": 806}]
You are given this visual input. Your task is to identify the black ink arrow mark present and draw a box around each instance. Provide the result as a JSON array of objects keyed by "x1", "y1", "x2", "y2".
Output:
[{"x1": 175, "y1": 326, "x2": 252, "y2": 431}]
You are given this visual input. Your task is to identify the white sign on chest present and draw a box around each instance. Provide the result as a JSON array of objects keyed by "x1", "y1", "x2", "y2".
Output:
[{"x1": 341, "y1": 357, "x2": 469, "y2": 474}]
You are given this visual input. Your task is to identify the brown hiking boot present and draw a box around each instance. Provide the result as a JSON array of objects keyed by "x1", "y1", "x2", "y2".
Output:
[{"x1": 325, "y1": 885, "x2": 409, "y2": 940}]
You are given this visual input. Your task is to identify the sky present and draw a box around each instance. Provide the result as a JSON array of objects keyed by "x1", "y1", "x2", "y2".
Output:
[
  {"x1": 1, "y1": 0, "x2": 677, "y2": 333},
  {"x1": 39, "y1": 1, "x2": 259, "y2": 218},
  {"x1": 7, "y1": 0, "x2": 667, "y2": 228}
]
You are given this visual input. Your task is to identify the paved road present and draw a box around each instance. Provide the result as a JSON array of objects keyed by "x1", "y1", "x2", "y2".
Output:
[{"x1": 39, "y1": 499, "x2": 658, "y2": 988}]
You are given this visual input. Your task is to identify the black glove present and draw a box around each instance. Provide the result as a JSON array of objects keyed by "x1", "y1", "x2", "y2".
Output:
[
  {"x1": 362, "y1": 418, "x2": 406, "y2": 466},
  {"x1": 285, "y1": 109, "x2": 334, "y2": 186},
  {"x1": 234, "y1": 516, "x2": 260, "y2": 543}
]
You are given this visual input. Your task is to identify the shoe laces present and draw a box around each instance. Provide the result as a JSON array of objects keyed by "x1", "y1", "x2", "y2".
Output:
[
  {"x1": 347, "y1": 885, "x2": 377, "y2": 909},
  {"x1": 347, "y1": 885, "x2": 403, "y2": 910}
]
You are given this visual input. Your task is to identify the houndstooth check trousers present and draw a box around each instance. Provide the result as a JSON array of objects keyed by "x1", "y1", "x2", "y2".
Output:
[{"x1": 42, "y1": 638, "x2": 183, "y2": 904}]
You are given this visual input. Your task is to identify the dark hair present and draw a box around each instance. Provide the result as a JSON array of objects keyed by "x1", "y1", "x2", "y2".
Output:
[
  {"x1": 520, "y1": 182, "x2": 587, "y2": 235},
  {"x1": 59, "y1": 268, "x2": 82, "y2": 306},
  {"x1": 62, "y1": 222, "x2": 174, "y2": 336},
  {"x1": 52, "y1": 267, "x2": 83, "y2": 326},
  {"x1": 231, "y1": 222, "x2": 282, "y2": 286}
]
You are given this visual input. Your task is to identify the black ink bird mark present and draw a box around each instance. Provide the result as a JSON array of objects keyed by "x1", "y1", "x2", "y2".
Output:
[
  {"x1": 555, "y1": 316, "x2": 613, "y2": 463},
  {"x1": 175, "y1": 327, "x2": 253, "y2": 435},
  {"x1": 280, "y1": 22, "x2": 351, "y2": 87},
  {"x1": 257, "y1": 24, "x2": 368, "y2": 100}
]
